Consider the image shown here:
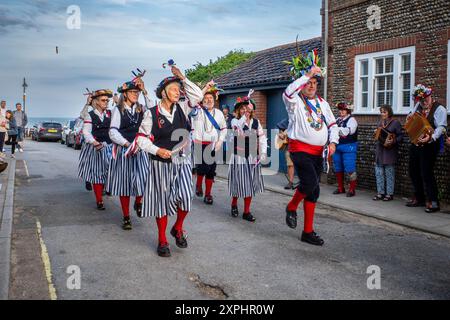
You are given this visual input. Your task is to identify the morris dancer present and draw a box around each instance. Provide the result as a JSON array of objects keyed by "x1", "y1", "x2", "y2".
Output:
[
  {"x1": 332, "y1": 102, "x2": 358, "y2": 197},
  {"x1": 406, "y1": 84, "x2": 447, "y2": 213},
  {"x1": 78, "y1": 89, "x2": 113, "y2": 210},
  {"x1": 137, "y1": 65, "x2": 203, "y2": 257},
  {"x1": 228, "y1": 94, "x2": 267, "y2": 222},
  {"x1": 192, "y1": 81, "x2": 227, "y2": 204},
  {"x1": 283, "y1": 50, "x2": 339, "y2": 246},
  {"x1": 107, "y1": 78, "x2": 150, "y2": 230}
]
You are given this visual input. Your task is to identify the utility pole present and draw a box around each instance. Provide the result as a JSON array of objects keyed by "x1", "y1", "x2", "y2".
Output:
[{"x1": 22, "y1": 78, "x2": 28, "y2": 113}]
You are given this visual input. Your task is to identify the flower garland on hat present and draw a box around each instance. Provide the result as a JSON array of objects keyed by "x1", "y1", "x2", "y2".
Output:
[
  {"x1": 284, "y1": 48, "x2": 327, "y2": 80},
  {"x1": 412, "y1": 84, "x2": 433, "y2": 102}
]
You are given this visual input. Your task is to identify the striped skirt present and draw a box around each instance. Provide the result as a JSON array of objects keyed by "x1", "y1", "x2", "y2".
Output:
[
  {"x1": 141, "y1": 157, "x2": 193, "y2": 218},
  {"x1": 228, "y1": 154, "x2": 265, "y2": 198},
  {"x1": 106, "y1": 145, "x2": 150, "y2": 197},
  {"x1": 78, "y1": 143, "x2": 112, "y2": 184}
]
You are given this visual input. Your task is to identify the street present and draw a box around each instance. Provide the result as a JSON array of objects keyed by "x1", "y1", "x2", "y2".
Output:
[{"x1": 8, "y1": 140, "x2": 450, "y2": 300}]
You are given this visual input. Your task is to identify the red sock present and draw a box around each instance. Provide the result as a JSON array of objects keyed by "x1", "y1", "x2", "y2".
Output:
[
  {"x1": 135, "y1": 196, "x2": 143, "y2": 204},
  {"x1": 174, "y1": 208, "x2": 188, "y2": 231},
  {"x1": 231, "y1": 197, "x2": 238, "y2": 207},
  {"x1": 205, "y1": 179, "x2": 214, "y2": 197},
  {"x1": 119, "y1": 196, "x2": 130, "y2": 218},
  {"x1": 156, "y1": 216, "x2": 168, "y2": 245},
  {"x1": 349, "y1": 178, "x2": 357, "y2": 193},
  {"x1": 303, "y1": 200, "x2": 316, "y2": 233},
  {"x1": 336, "y1": 172, "x2": 345, "y2": 192},
  {"x1": 196, "y1": 175, "x2": 204, "y2": 191},
  {"x1": 287, "y1": 190, "x2": 306, "y2": 211},
  {"x1": 93, "y1": 184, "x2": 103, "y2": 203},
  {"x1": 244, "y1": 197, "x2": 252, "y2": 214}
]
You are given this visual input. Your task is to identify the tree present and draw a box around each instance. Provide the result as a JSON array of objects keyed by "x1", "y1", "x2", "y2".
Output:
[{"x1": 186, "y1": 50, "x2": 255, "y2": 86}]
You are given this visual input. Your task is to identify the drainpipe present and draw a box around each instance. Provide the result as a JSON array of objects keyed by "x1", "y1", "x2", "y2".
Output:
[{"x1": 324, "y1": 0, "x2": 329, "y2": 100}]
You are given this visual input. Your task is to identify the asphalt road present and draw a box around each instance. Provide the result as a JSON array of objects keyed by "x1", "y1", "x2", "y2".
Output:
[{"x1": 9, "y1": 140, "x2": 450, "y2": 300}]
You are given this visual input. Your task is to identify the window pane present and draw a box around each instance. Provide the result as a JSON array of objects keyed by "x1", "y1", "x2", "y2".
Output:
[
  {"x1": 376, "y1": 59, "x2": 384, "y2": 74},
  {"x1": 377, "y1": 92, "x2": 385, "y2": 107},
  {"x1": 361, "y1": 60, "x2": 368, "y2": 76},
  {"x1": 362, "y1": 93, "x2": 368, "y2": 108},
  {"x1": 402, "y1": 54, "x2": 411, "y2": 71},
  {"x1": 377, "y1": 77, "x2": 385, "y2": 90},
  {"x1": 361, "y1": 77, "x2": 368, "y2": 92},
  {"x1": 403, "y1": 73, "x2": 411, "y2": 90},
  {"x1": 385, "y1": 57, "x2": 394, "y2": 73},
  {"x1": 403, "y1": 91, "x2": 410, "y2": 108},
  {"x1": 386, "y1": 92, "x2": 393, "y2": 106},
  {"x1": 386, "y1": 75, "x2": 393, "y2": 90}
]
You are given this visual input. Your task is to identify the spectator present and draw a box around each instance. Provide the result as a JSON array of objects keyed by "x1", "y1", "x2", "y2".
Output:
[
  {"x1": 5, "y1": 110, "x2": 18, "y2": 158},
  {"x1": 0, "y1": 108, "x2": 7, "y2": 157},
  {"x1": 13, "y1": 103, "x2": 27, "y2": 152},
  {"x1": 373, "y1": 105, "x2": 403, "y2": 202},
  {"x1": 0, "y1": 100, "x2": 6, "y2": 118}
]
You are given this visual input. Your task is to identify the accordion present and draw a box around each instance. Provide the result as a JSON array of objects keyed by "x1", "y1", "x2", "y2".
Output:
[
  {"x1": 374, "y1": 127, "x2": 395, "y2": 147},
  {"x1": 404, "y1": 112, "x2": 434, "y2": 145}
]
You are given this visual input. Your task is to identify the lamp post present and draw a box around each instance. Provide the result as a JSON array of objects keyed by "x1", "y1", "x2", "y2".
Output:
[{"x1": 22, "y1": 78, "x2": 28, "y2": 113}]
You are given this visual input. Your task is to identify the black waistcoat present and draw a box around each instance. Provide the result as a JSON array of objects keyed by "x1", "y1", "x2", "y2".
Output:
[
  {"x1": 90, "y1": 110, "x2": 112, "y2": 144},
  {"x1": 337, "y1": 116, "x2": 358, "y2": 144},
  {"x1": 234, "y1": 118, "x2": 260, "y2": 158},
  {"x1": 150, "y1": 104, "x2": 189, "y2": 163},
  {"x1": 118, "y1": 106, "x2": 144, "y2": 143}
]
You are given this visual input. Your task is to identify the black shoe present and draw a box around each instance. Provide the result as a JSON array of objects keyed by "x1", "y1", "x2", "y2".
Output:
[
  {"x1": 134, "y1": 201, "x2": 143, "y2": 218},
  {"x1": 301, "y1": 231, "x2": 324, "y2": 246},
  {"x1": 285, "y1": 206, "x2": 297, "y2": 229},
  {"x1": 346, "y1": 190, "x2": 356, "y2": 198},
  {"x1": 425, "y1": 206, "x2": 440, "y2": 213},
  {"x1": 85, "y1": 182, "x2": 92, "y2": 191},
  {"x1": 170, "y1": 227, "x2": 188, "y2": 248},
  {"x1": 157, "y1": 243, "x2": 171, "y2": 257},
  {"x1": 196, "y1": 188, "x2": 203, "y2": 197},
  {"x1": 333, "y1": 189, "x2": 345, "y2": 195},
  {"x1": 231, "y1": 206, "x2": 239, "y2": 218},
  {"x1": 122, "y1": 217, "x2": 132, "y2": 230},
  {"x1": 242, "y1": 213, "x2": 256, "y2": 222},
  {"x1": 284, "y1": 182, "x2": 293, "y2": 190},
  {"x1": 203, "y1": 195, "x2": 213, "y2": 205},
  {"x1": 406, "y1": 199, "x2": 426, "y2": 207},
  {"x1": 97, "y1": 202, "x2": 106, "y2": 211}
]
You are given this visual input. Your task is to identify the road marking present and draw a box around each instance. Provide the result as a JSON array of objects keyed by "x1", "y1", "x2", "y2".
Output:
[
  {"x1": 23, "y1": 160, "x2": 30, "y2": 177},
  {"x1": 36, "y1": 219, "x2": 58, "y2": 300}
]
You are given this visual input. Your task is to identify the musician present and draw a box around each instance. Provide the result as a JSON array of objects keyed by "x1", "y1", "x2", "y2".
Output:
[
  {"x1": 283, "y1": 58, "x2": 339, "y2": 247},
  {"x1": 332, "y1": 102, "x2": 358, "y2": 197},
  {"x1": 78, "y1": 89, "x2": 113, "y2": 210},
  {"x1": 192, "y1": 81, "x2": 227, "y2": 205},
  {"x1": 373, "y1": 105, "x2": 403, "y2": 202},
  {"x1": 228, "y1": 97, "x2": 267, "y2": 222},
  {"x1": 107, "y1": 78, "x2": 150, "y2": 230},
  {"x1": 137, "y1": 66, "x2": 203, "y2": 257},
  {"x1": 406, "y1": 85, "x2": 447, "y2": 213}
]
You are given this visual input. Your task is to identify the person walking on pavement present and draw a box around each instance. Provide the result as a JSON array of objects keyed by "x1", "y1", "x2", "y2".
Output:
[
  {"x1": 0, "y1": 101, "x2": 7, "y2": 154},
  {"x1": 13, "y1": 103, "x2": 27, "y2": 152},
  {"x1": 283, "y1": 49, "x2": 339, "y2": 246},
  {"x1": 107, "y1": 77, "x2": 151, "y2": 230},
  {"x1": 5, "y1": 110, "x2": 18, "y2": 158},
  {"x1": 78, "y1": 89, "x2": 114, "y2": 211},
  {"x1": 137, "y1": 65, "x2": 203, "y2": 257}
]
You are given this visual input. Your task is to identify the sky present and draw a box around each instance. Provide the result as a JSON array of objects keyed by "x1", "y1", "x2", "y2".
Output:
[{"x1": 0, "y1": 0, "x2": 322, "y2": 118}]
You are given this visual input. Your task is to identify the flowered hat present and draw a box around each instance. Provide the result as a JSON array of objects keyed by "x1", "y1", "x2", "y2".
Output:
[
  {"x1": 91, "y1": 89, "x2": 113, "y2": 99},
  {"x1": 117, "y1": 81, "x2": 141, "y2": 94},
  {"x1": 284, "y1": 48, "x2": 327, "y2": 80},
  {"x1": 234, "y1": 96, "x2": 256, "y2": 111},
  {"x1": 337, "y1": 102, "x2": 354, "y2": 112},
  {"x1": 156, "y1": 76, "x2": 182, "y2": 99},
  {"x1": 412, "y1": 84, "x2": 433, "y2": 102},
  {"x1": 204, "y1": 84, "x2": 224, "y2": 101}
]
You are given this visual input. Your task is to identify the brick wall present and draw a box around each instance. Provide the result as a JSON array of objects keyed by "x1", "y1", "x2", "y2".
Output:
[
  {"x1": 323, "y1": 0, "x2": 450, "y2": 203},
  {"x1": 252, "y1": 91, "x2": 268, "y2": 128}
]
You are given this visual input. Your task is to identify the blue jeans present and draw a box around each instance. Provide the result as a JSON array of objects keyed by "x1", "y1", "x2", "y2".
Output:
[
  {"x1": 375, "y1": 165, "x2": 395, "y2": 195},
  {"x1": 17, "y1": 127, "x2": 24, "y2": 142}
]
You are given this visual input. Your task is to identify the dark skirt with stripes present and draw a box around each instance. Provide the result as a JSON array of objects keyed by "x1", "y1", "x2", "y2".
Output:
[
  {"x1": 78, "y1": 143, "x2": 112, "y2": 184},
  {"x1": 141, "y1": 157, "x2": 193, "y2": 218},
  {"x1": 105, "y1": 145, "x2": 149, "y2": 197},
  {"x1": 228, "y1": 154, "x2": 265, "y2": 198}
]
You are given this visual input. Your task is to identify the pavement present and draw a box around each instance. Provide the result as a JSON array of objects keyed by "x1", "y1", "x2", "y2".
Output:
[
  {"x1": 2, "y1": 140, "x2": 450, "y2": 300},
  {"x1": 215, "y1": 165, "x2": 450, "y2": 239}
]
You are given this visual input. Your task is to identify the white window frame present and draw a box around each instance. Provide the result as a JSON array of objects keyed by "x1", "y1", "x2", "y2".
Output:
[{"x1": 353, "y1": 46, "x2": 415, "y2": 115}]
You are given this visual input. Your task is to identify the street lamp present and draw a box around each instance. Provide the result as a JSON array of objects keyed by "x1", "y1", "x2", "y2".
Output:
[{"x1": 22, "y1": 78, "x2": 28, "y2": 113}]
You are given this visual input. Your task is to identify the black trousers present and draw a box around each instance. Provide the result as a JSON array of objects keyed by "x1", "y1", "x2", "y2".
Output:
[
  {"x1": 291, "y1": 151, "x2": 323, "y2": 203},
  {"x1": 0, "y1": 132, "x2": 5, "y2": 152},
  {"x1": 409, "y1": 141, "x2": 440, "y2": 203},
  {"x1": 5, "y1": 134, "x2": 17, "y2": 154},
  {"x1": 194, "y1": 143, "x2": 217, "y2": 180}
]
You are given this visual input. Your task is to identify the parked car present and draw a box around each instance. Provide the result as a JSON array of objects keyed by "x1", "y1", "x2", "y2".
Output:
[
  {"x1": 31, "y1": 122, "x2": 63, "y2": 142},
  {"x1": 62, "y1": 119, "x2": 76, "y2": 146},
  {"x1": 67, "y1": 117, "x2": 84, "y2": 150}
]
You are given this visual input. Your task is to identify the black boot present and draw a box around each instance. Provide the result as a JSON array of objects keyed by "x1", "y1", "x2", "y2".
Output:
[
  {"x1": 301, "y1": 231, "x2": 324, "y2": 246},
  {"x1": 203, "y1": 195, "x2": 213, "y2": 205},
  {"x1": 134, "y1": 201, "x2": 143, "y2": 218},
  {"x1": 157, "y1": 243, "x2": 171, "y2": 257},
  {"x1": 285, "y1": 206, "x2": 297, "y2": 229},
  {"x1": 122, "y1": 217, "x2": 132, "y2": 231},
  {"x1": 170, "y1": 227, "x2": 188, "y2": 248},
  {"x1": 231, "y1": 206, "x2": 239, "y2": 218},
  {"x1": 242, "y1": 212, "x2": 256, "y2": 222},
  {"x1": 196, "y1": 187, "x2": 203, "y2": 197},
  {"x1": 97, "y1": 202, "x2": 105, "y2": 211},
  {"x1": 85, "y1": 181, "x2": 92, "y2": 191}
]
